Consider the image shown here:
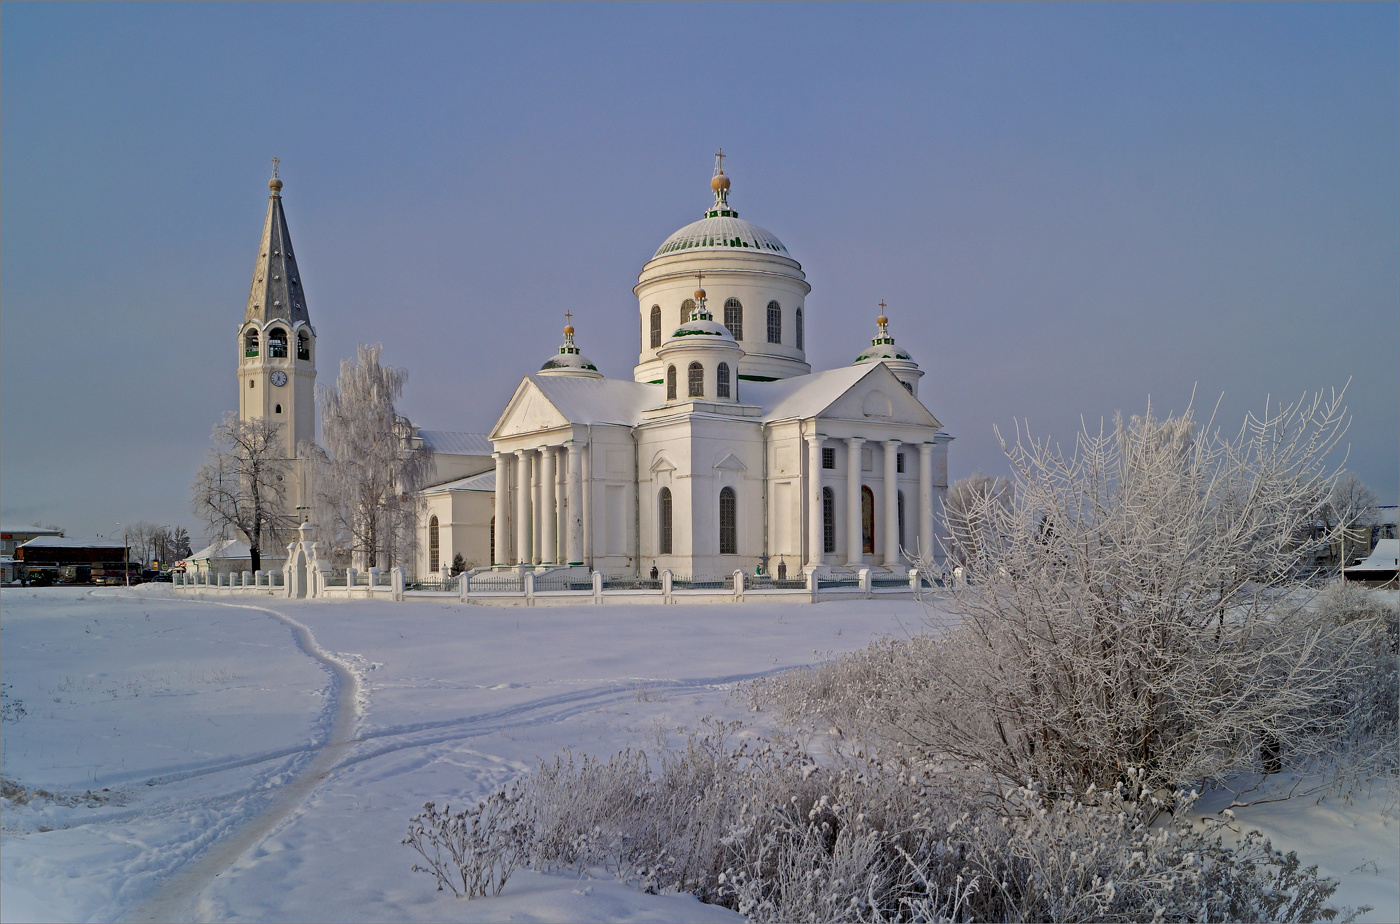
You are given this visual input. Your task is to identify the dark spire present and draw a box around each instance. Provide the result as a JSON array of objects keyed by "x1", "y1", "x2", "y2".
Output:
[{"x1": 245, "y1": 161, "x2": 310, "y2": 326}]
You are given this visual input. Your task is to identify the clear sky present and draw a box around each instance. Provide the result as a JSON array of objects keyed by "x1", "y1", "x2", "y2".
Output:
[{"x1": 2, "y1": 2, "x2": 1396, "y2": 541}]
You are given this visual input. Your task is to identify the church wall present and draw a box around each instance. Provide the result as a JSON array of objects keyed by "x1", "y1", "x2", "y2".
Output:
[
  {"x1": 418, "y1": 489, "x2": 495, "y2": 579},
  {"x1": 636, "y1": 414, "x2": 766, "y2": 577},
  {"x1": 586, "y1": 426, "x2": 636, "y2": 575},
  {"x1": 763, "y1": 420, "x2": 807, "y2": 569}
]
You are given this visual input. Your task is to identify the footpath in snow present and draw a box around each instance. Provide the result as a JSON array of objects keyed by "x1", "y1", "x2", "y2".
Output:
[{"x1": 1, "y1": 585, "x2": 1395, "y2": 922}]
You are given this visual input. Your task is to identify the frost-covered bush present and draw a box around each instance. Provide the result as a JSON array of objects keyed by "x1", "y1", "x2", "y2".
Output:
[
  {"x1": 403, "y1": 782, "x2": 531, "y2": 898},
  {"x1": 1306, "y1": 581, "x2": 1399, "y2": 780},
  {"x1": 408, "y1": 728, "x2": 1358, "y2": 921},
  {"x1": 778, "y1": 395, "x2": 1372, "y2": 797}
]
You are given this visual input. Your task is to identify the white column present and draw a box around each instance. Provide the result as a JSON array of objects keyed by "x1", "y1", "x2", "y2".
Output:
[
  {"x1": 846, "y1": 436, "x2": 864, "y2": 568},
  {"x1": 581, "y1": 441, "x2": 593, "y2": 565},
  {"x1": 807, "y1": 434, "x2": 824, "y2": 569},
  {"x1": 531, "y1": 452, "x2": 543, "y2": 564},
  {"x1": 919, "y1": 442, "x2": 935, "y2": 564},
  {"x1": 884, "y1": 439, "x2": 900, "y2": 569},
  {"x1": 493, "y1": 453, "x2": 509, "y2": 566},
  {"x1": 515, "y1": 449, "x2": 532, "y2": 566},
  {"x1": 553, "y1": 447, "x2": 566, "y2": 565},
  {"x1": 539, "y1": 445, "x2": 557, "y2": 565},
  {"x1": 566, "y1": 442, "x2": 584, "y2": 565}
]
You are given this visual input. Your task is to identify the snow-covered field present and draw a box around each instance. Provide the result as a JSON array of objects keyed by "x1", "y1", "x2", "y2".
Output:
[{"x1": 2, "y1": 586, "x2": 1396, "y2": 923}]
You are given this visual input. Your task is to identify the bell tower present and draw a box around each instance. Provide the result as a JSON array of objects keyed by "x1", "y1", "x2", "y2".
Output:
[{"x1": 237, "y1": 160, "x2": 316, "y2": 511}]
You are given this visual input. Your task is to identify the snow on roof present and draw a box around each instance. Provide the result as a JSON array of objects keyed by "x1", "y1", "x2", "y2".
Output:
[
  {"x1": 423, "y1": 470, "x2": 496, "y2": 493},
  {"x1": 187, "y1": 538, "x2": 252, "y2": 561},
  {"x1": 18, "y1": 536, "x2": 125, "y2": 549},
  {"x1": 744, "y1": 365, "x2": 875, "y2": 422},
  {"x1": 1345, "y1": 538, "x2": 1399, "y2": 573},
  {"x1": 528, "y1": 375, "x2": 661, "y2": 426},
  {"x1": 2, "y1": 525, "x2": 63, "y2": 537},
  {"x1": 417, "y1": 430, "x2": 492, "y2": 457}
]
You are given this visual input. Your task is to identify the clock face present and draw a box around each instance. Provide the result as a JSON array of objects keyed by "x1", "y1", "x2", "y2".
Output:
[{"x1": 270, "y1": 371, "x2": 288, "y2": 387}]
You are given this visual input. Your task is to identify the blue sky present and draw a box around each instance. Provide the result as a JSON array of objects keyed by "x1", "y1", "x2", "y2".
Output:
[{"x1": 2, "y1": 2, "x2": 1396, "y2": 539}]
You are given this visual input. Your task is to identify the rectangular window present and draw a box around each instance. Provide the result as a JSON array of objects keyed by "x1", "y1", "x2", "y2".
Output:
[
  {"x1": 897, "y1": 453, "x2": 905, "y2": 473},
  {"x1": 822, "y1": 447, "x2": 835, "y2": 470},
  {"x1": 862, "y1": 448, "x2": 874, "y2": 472}
]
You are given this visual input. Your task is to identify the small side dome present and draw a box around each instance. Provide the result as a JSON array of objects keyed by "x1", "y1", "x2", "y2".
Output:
[
  {"x1": 538, "y1": 317, "x2": 603, "y2": 378},
  {"x1": 853, "y1": 304, "x2": 924, "y2": 395}
]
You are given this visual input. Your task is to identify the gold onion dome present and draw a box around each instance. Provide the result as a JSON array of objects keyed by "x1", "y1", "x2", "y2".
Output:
[
  {"x1": 563, "y1": 324, "x2": 574, "y2": 336},
  {"x1": 711, "y1": 173, "x2": 731, "y2": 191},
  {"x1": 694, "y1": 288, "x2": 706, "y2": 300},
  {"x1": 269, "y1": 176, "x2": 283, "y2": 193}
]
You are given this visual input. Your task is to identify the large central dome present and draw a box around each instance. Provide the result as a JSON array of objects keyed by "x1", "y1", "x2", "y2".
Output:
[{"x1": 653, "y1": 215, "x2": 788, "y2": 258}]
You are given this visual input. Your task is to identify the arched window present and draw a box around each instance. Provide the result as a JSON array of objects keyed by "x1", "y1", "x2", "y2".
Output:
[
  {"x1": 658, "y1": 487, "x2": 673, "y2": 555},
  {"x1": 666, "y1": 365, "x2": 677, "y2": 400},
  {"x1": 428, "y1": 515, "x2": 440, "y2": 572},
  {"x1": 796, "y1": 308, "x2": 804, "y2": 350},
  {"x1": 724, "y1": 298, "x2": 743, "y2": 340},
  {"x1": 719, "y1": 487, "x2": 737, "y2": 554},
  {"x1": 861, "y1": 486, "x2": 875, "y2": 554},
  {"x1": 649, "y1": 305, "x2": 662, "y2": 348},
  {"x1": 822, "y1": 487, "x2": 836, "y2": 554},
  {"x1": 267, "y1": 327, "x2": 288, "y2": 358},
  {"x1": 897, "y1": 491, "x2": 906, "y2": 550},
  {"x1": 680, "y1": 299, "x2": 696, "y2": 325},
  {"x1": 902, "y1": 381, "x2": 913, "y2": 394},
  {"x1": 716, "y1": 362, "x2": 730, "y2": 398},
  {"x1": 688, "y1": 362, "x2": 704, "y2": 398},
  {"x1": 297, "y1": 330, "x2": 311, "y2": 361},
  {"x1": 767, "y1": 301, "x2": 782, "y2": 344},
  {"x1": 274, "y1": 403, "x2": 282, "y2": 414},
  {"x1": 244, "y1": 329, "x2": 260, "y2": 358}
]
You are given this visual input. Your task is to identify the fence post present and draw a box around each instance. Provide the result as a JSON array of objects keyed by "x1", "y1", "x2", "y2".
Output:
[
  {"x1": 391, "y1": 566, "x2": 405, "y2": 602},
  {"x1": 369, "y1": 566, "x2": 381, "y2": 598},
  {"x1": 662, "y1": 569, "x2": 673, "y2": 605},
  {"x1": 859, "y1": 568, "x2": 872, "y2": 599},
  {"x1": 733, "y1": 569, "x2": 745, "y2": 603},
  {"x1": 592, "y1": 570, "x2": 603, "y2": 604},
  {"x1": 459, "y1": 571, "x2": 470, "y2": 602},
  {"x1": 908, "y1": 568, "x2": 920, "y2": 593},
  {"x1": 524, "y1": 571, "x2": 535, "y2": 606},
  {"x1": 807, "y1": 569, "x2": 819, "y2": 603}
]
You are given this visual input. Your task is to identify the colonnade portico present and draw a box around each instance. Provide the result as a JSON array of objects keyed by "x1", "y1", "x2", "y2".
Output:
[
  {"x1": 497, "y1": 442, "x2": 589, "y2": 570},
  {"x1": 804, "y1": 430, "x2": 946, "y2": 573}
]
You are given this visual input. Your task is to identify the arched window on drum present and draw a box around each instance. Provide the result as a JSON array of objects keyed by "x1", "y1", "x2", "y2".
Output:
[
  {"x1": 649, "y1": 305, "x2": 662, "y2": 348},
  {"x1": 795, "y1": 308, "x2": 804, "y2": 350},
  {"x1": 716, "y1": 362, "x2": 731, "y2": 399},
  {"x1": 766, "y1": 301, "x2": 782, "y2": 344},
  {"x1": 688, "y1": 362, "x2": 704, "y2": 398},
  {"x1": 723, "y1": 298, "x2": 743, "y2": 341}
]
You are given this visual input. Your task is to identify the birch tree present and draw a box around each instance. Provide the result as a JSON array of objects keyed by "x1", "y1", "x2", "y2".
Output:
[
  {"x1": 313, "y1": 344, "x2": 433, "y2": 570},
  {"x1": 190, "y1": 413, "x2": 290, "y2": 572}
]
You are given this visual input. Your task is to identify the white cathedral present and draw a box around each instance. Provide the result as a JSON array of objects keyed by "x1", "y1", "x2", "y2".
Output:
[{"x1": 236, "y1": 157, "x2": 952, "y2": 580}]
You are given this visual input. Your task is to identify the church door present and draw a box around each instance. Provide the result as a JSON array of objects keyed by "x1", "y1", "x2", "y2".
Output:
[{"x1": 861, "y1": 486, "x2": 875, "y2": 555}]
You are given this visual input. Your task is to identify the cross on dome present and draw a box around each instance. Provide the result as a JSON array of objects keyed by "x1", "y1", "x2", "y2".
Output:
[
  {"x1": 709, "y1": 148, "x2": 733, "y2": 214},
  {"x1": 269, "y1": 156, "x2": 283, "y2": 194}
]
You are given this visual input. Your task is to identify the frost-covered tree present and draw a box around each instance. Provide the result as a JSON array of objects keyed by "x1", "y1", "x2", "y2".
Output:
[
  {"x1": 311, "y1": 344, "x2": 433, "y2": 570},
  {"x1": 943, "y1": 470, "x2": 1011, "y2": 565},
  {"x1": 190, "y1": 413, "x2": 290, "y2": 572},
  {"x1": 1318, "y1": 471, "x2": 1379, "y2": 566},
  {"x1": 885, "y1": 391, "x2": 1369, "y2": 796}
]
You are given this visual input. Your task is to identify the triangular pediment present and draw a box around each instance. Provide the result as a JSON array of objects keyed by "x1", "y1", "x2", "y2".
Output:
[
  {"x1": 818, "y1": 364, "x2": 942, "y2": 429},
  {"x1": 490, "y1": 377, "x2": 572, "y2": 440},
  {"x1": 649, "y1": 453, "x2": 677, "y2": 473},
  {"x1": 712, "y1": 452, "x2": 747, "y2": 472}
]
